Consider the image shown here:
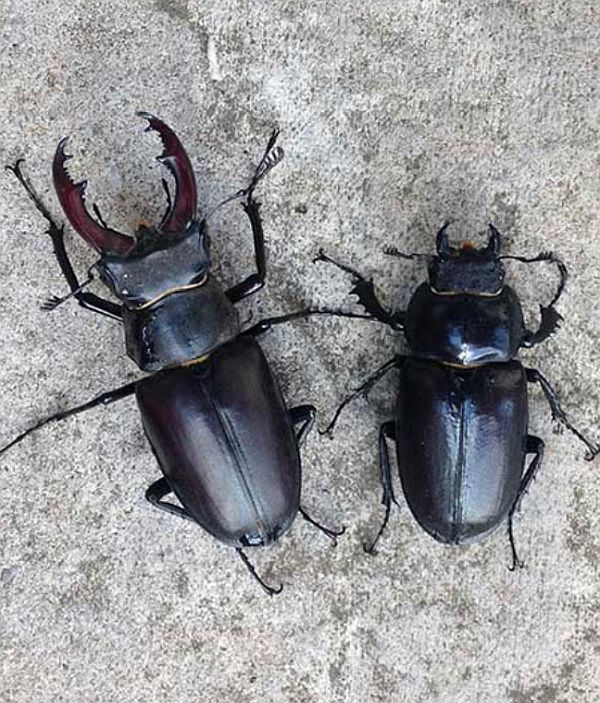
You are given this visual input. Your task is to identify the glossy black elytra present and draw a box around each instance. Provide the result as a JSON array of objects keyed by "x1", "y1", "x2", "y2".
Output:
[
  {"x1": 3, "y1": 114, "x2": 347, "y2": 595},
  {"x1": 316, "y1": 223, "x2": 599, "y2": 567}
]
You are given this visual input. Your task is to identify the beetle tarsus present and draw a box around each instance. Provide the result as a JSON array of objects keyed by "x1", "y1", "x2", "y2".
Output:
[
  {"x1": 246, "y1": 129, "x2": 283, "y2": 198},
  {"x1": 363, "y1": 501, "x2": 391, "y2": 556},
  {"x1": 236, "y1": 548, "x2": 282, "y2": 596},
  {"x1": 299, "y1": 507, "x2": 345, "y2": 546},
  {"x1": 40, "y1": 274, "x2": 95, "y2": 312},
  {"x1": 507, "y1": 518, "x2": 525, "y2": 571}
]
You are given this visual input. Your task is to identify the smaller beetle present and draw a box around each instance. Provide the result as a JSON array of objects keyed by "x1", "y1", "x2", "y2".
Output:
[
  {"x1": 315, "y1": 224, "x2": 599, "y2": 566},
  {"x1": 2, "y1": 114, "x2": 344, "y2": 595}
]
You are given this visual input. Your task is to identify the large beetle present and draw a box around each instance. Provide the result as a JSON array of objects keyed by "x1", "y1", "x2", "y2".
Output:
[
  {"x1": 2, "y1": 114, "x2": 343, "y2": 595},
  {"x1": 315, "y1": 225, "x2": 599, "y2": 567}
]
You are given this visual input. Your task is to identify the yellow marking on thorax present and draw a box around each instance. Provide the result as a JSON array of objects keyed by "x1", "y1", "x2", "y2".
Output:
[
  {"x1": 429, "y1": 286, "x2": 503, "y2": 298},
  {"x1": 178, "y1": 352, "x2": 212, "y2": 368},
  {"x1": 439, "y1": 360, "x2": 483, "y2": 370},
  {"x1": 133, "y1": 274, "x2": 208, "y2": 311}
]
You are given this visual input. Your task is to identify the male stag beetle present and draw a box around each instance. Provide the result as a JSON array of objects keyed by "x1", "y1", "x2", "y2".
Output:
[
  {"x1": 2, "y1": 113, "x2": 344, "y2": 595},
  {"x1": 315, "y1": 224, "x2": 599, "y2": 567}
]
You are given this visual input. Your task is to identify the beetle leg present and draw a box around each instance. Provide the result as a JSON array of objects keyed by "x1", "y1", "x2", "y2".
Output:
[
  {"x1": 225, "y1": 130, "x2": 283, "y2": 304},
  {"x1": 321, "y1": 356, "x2": 404, "y2": 436},
  {"x1": 145, "y1": 477, "x2": 195, "y2": 522},
  {"x1": 5, "y1": 160, "x2": 121, "y2": 320},
  {"x1": 0, "y1": 380, "x2": 138, "y2": 458},
  {"x1": 507, "y1": 435, "x2": 545, "y2": 570},
  {"x1": 288, "y1": 404, "x2": 346, "y2": 544},
  {"x1": 502, "y1": 252, "x2": 568, "y2": 348},
  {"x1": 313, "y1": 249, "x2": 405, "y2": 330},
  {"x1": 236, "y1": 548, "x2": 283, "y2": 597},
  {"x1": 242, "y1": 308, "x2": 375, "y2": 337},
  {"x1": 522, "y1": 305, "x2": 563, "y2": 348},
  {"x1": 225, "y1": 194, "x2": 266, "y2": 303},
  {"x1": 526, "y1": 368, "x2": 600, "y2": 460},
  {"x1": 364, "y1": 420, "x2": 399, "y2": 556},
  {"x1": 289, "y1": 404, "x2": 316, "y2": 446}
]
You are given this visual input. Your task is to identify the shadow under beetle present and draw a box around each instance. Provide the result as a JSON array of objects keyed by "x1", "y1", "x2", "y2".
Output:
[
  {"x1": 2, "y1": 113, "x2": 345, "y2": 595},
  {"x1": 315, "y1": 224, "x2": 599, "y2": 567}
]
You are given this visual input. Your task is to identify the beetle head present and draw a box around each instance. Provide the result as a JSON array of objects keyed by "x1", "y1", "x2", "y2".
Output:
[
  {"x1": 53, "y1": 113, "x2": 210, "y2": 307},
  {"x1": 427, "y1": 223, "x2": 506, "y2": 295}
]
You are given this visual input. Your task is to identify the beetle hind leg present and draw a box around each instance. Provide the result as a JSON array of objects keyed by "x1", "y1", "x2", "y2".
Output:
[
  {"x1": 290, "y1": 404, "x2": 346, "y2": 545},
  {"x1": 364, "y1": 420, "x2": 400, "y2": 556},
  {"x1": 298, "y1": 507, "x2": 345, "y2": 546},
  {"x1": 145, "y1": 477, "x2": 195, "y2": 522},
  {"x1": 507, "y1": 435, "x2": 545, "y2": 570},
  {"x1": 236, "y1": 548, "x2": 283, "y2": 597}
]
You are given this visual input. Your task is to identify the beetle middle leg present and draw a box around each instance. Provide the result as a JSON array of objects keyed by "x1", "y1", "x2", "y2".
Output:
[
  {"x1": 507, "y1": 435, "x2": 544, "y2": 570},
  {"x1": 364, "y1": 420, "x2": 400, "y2": 556},
  {"x1": 321, "y1": 355, "x2": 404, "y2": 435},
  {"x1": 526, "y1": 367, "x2": 600, "y2": 460},
  {"x1": 289, "y1": 405, "x2": 346, "y2": 544},
  {"x1": 5, "y1": 160, "x2": 122, "y2": 320},
  {"x1": 0, "y1": 380, "x2": 138, "y2": 458}
]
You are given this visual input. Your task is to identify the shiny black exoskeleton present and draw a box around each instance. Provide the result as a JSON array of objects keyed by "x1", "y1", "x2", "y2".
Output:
[
  {"x1": 317, "y1": 223, "x2": 599, "y2": 567},
  {"x1": 3, "y1": 114, "x2": 343, "y2": 595}
]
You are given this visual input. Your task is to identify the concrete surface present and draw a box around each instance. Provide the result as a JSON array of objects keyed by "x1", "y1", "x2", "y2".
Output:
[{"x1": 1, "y1": 1, "x2": 599, "y2": 701}]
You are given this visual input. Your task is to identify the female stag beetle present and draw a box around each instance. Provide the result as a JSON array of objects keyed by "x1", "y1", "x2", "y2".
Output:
[
  {"x1": 2, "y1": 113, "x2": 344, "y2": 595},
  {"x1": 315, "y1": 224, "x2": 599, "y2": 567}
]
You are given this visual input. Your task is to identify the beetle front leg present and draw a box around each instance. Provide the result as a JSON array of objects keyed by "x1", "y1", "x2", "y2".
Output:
[
  {"x1": 5, "y1": 160, "x2": 121, "y2": 320},
  {"x1": 526, "y1": 368, "x2": 600, "y2": 460},
  {"x1": 503, "y1": 252, "x2": 568, "y2": 348},
  {"x1": 314, "y1": 249, "x2": 405, "y2": 330},
  {"x1": 364, "y1": 420, "x2": 400, "y2": 556},
  {"x1": 507, "y1": 435, "x2": 544, "y2": 570}
]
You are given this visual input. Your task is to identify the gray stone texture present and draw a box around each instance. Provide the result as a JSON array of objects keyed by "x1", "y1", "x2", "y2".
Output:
[{"x1": 1, "y1": 1, "x2": 599, "y2": 701}]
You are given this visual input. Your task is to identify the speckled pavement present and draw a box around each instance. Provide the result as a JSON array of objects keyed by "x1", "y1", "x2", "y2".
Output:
[{"x1": 1, "y1": 2, "x2": 599, "y2": 701}]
